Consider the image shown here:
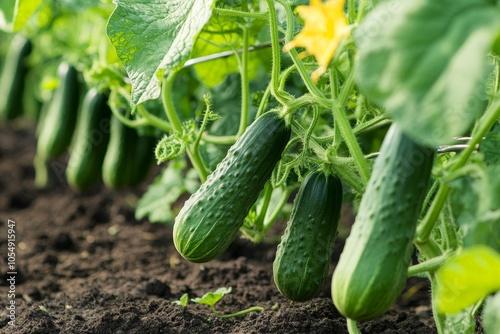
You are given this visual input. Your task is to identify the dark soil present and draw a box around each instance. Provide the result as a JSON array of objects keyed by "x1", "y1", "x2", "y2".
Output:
[{"x1": 0, "y1": 122, "x2": 436, "y2": 333}]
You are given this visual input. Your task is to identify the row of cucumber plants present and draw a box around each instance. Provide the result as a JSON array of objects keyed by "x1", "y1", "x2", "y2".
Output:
[{"x1": 1, "y1": 0, "x2": 499, "y2": 332}]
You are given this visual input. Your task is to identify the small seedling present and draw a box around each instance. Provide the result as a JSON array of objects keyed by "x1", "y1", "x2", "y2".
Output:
[
  {"x1": 171, "y1": 293, "x2": 189, "y2": 307},
  {"x1": 172, "y1": 287, "x2": 263, "y2": 318}
]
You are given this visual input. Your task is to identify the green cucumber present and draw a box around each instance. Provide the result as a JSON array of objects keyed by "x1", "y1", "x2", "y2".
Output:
[
  {"x1": 66, "y1": 88, "x2": 111, "y2": 190},
  {"x1": 102, "y1": 114, "x2": 156, "y2": 188},
  {"x1": 102, "y1": 113, "x2": 137, "y2": 188},
  {"x1": 0, "y1": 35, "x2": 32, "y2": 120},
  {"x1": 273, "y1": 171, "x2": 343, "y2": 302},
  {"x1": 331, "y1": 124, "x2": 434, "y2": 321},
  {"x1": 36, "y1": 62, "x2": 80, "y2": 159},
  {"x1": 126, "y1": 133, "x2": 156, "y2": 187},
  {"x1": 173, "y1": 111, "x2": 291, "y2": 263}
]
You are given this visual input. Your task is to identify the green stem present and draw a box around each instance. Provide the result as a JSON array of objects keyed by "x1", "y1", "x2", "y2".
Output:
[
  {"x1": 136, "y1": 104, "x2": 172, "y2": 132},
  {"x1": 352, "y1": 114, "x2": 390, "y2": 135},
  {"x1": 110, "y1": 104, "x2": 149, "y2": 128},
  {"x1": 202, "y1": 134, "x2": 238, "y2": 145},
  {"x1": 256, "y1": 81, "x2": 272, "y2": 118},
  {"x1": 416, "y1": 95, "x2": 500, "y2": 244},
  {"x1": 327, "y1": 69, "x2": 370, "y2": 183},
  {"x1": 415, "y1": 184, "x2": 451, "y2": 244},
  {"x1": 429, "y1": 274, "x2": 447, "y2": 334},
  {"x1": 331, "y1": 107, "x2": 370, "y2": 183},
  {"x1": 216, "y1": 306, "x2": 264, "y2": 318},
  {"x1": 213, "y1": 7, "x2": 269, "y2": 20},
  {"x1": 161, "y1": 72, "x2": 209, "y2": 181},
  {"x1": 265, "y1": 0, "x2": 293, "y2": 106},
  {"x1": 161, "y1": 72, "x2": 183, "y2": 131},
  {"x1": 275, "y1": 0, "x2": 331, "y2": 106},
  {"x1": 236, "y1": 25, "x2": 250, "y2": 137},
  {"x1": 440, "y1": 201, "x2": 459, "y2": 250},
  {"x1": 407, "y1": 251, "x2": 454, "y2": 277},
  {"x1": 255, "y1": 182, "x2": 273, "y2": 232},
  {"x1": 355, "y1": 0, "x2": 369, "y2": 24},
  {"x1": 257, "y1": 187, "x2": 293, "y2": 242},
  {"x1": 347, "y1": 319, "x2": 361, "y2": 334},
  {"x1": 290, "y1": 121, "x2": 364, "y2": 193}
]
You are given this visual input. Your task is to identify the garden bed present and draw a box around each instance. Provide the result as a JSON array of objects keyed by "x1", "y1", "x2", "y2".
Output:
[{"x1": 0, "y1": 123, "x2": 436, "y2": 333}]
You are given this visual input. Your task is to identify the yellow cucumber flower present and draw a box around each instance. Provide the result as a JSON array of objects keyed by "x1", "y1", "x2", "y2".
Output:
[{"x1": 283, "y1": 0, "x2": 350, "y2": 83}]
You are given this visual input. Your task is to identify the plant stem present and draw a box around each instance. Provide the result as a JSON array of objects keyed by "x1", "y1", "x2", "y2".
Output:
[
  {"x1": 213, "y1": 7, "x2": 269, "y2": 20},
  {"x1": 255, "y1": 182, "x2": 273, "y2": 232},
  {"x1": 237, "y1": 25, "x2": 250, "y2": 137},
  {"x1": 109, "y1": 104, "x2": 149, "y2": 128},
  {"x1": 161, "y1": 72, "x2": 209, "y2": 181},
  {"x1": 161, "y1": 71, "x2": 183, "y2": 130},
  {"x1": 256, "y1": 81, "x2": 272, "y2": 118},
  {"x1": 355, "y1": 0, "x2": 369, "y2": 24},
  {"x1": 136, "y1": 104, "x2": 172, "y2": 132},
  {"x1": 407, "y1": 251, "x2": 454, "y2": 277},
  {"x1": 257, "y1": 187, "x2": 293, "y2": 242},
  {"x1": 416, "y1": 94, "x2": 500, "y2": 244},
  {"x1": 202, "y1": 134, "x2": 238, "y2": 145},
  {"x1": 216, "y1": 306, "x2": 264, "y2": 318},
  {"x1": 347, "y1": 319, "x2": 361, "y2": 334},
  {"x1": 291, "y1": 120, "x2": 364, "y2": 193},
  {"x1": 275, "y1": 0, "x2": 331, "y2": 107},
  {"x1": 265, "y1": 0, "x2": 293, "y2": 106},
  {"x1": 429, "y1": 274, "x2": 447, "y2": 334}
]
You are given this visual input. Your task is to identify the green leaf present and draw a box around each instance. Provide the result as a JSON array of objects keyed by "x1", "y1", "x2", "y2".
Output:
[
  {"x1": 449, "y1": 164, "x2": 500, "y2": 251},
  {"x1": 442, "y1": 306, "x2": 476, "y2": 334},
  {"x1": 107, "y1": 0, "x2": 215, "y2": 105},
  {"x1": 0, "y1": 0, "x2": 15, "y2": 30},
  {"x1": 482, "y1": 293, "x2": 500, "y2": 334},
  {"x1": 0, "y1": 0, "x2": 45, "y2": 32},
  {"x1": 191, "y1": 15, "x2": 266, "y2": 87},
  {"x1": 355, "y1": 0, "x2": 500, "y2": 146},
  {"x1": 135, "y1": 160, "x2": 199, "y2": 223},
  {"x1": 13, "y1": 0, "x2": 43, "y2": 31},
  {"x1": 172, "y1": 293, "x2": 189, "y2": 306},
  {"x1": 191, "y1": 287, "x2": 232, "y2": 307},
  {"x1": 435, "y1": 245, "x2": 500, "y2": 314}
]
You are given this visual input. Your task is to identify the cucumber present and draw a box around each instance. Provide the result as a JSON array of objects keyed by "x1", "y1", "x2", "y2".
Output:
[
  {"x1": 102, "y1": 114, "x2": 156, "y2": 188},
  {"x1": 36, "y1": 62, "x2": 80, "y2": 159},
  {"x1": 173, "y1": 111, "x2": 291, "y2": 263},
  {"x1": 127, "y1": 133, "x2": 156, "y2": 187},
  {"x1": 102, "y1": 113, "x2": 137, "y2": 188},
  {"x1": 66, "y1": 88, "x2": 111, "y2": 190},
  {"x1": 331, "y1": 124, "x2": 434, "y2": 321},
  {"x1": 0, "y1": 35, "x2": 32, "y2": 120},
  {"x1": 273, "y1": 171, "x2": 343, "y2": 302}
]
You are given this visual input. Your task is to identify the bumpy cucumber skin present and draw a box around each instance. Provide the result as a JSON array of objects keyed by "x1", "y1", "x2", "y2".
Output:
[
  {"x1": 66, "y1": 89, "x2": 111, "y2": 190},
  {"x1": 0, "y1": 35, "x2": 32, "y2": 120},
  {"x1": 173, "y1": 111, "x2": 291, "y2": 263},
  {"x1": 36, "y1": 62, "x2": 80, "y2": 158},
  {"x1": 331, "y1": 124, "x2": 434, "y2": 321},
  {"x1": 273, "y1": 171, "x2": 343, "y2": 302}
]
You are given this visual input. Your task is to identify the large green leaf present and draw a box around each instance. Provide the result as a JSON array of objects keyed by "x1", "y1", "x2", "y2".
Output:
[
  {"x1": 107, "y1": 0, "x2": 215, "y2": 105},
  {"x1": 355, "y1": 0, "x2": 500, "y2": 146},
  {"x1": 135, "y1": 160, "x2": 199, "y2": 223},
  {"x1": 0, "y1": 0, "x2": 43, "y2": 32}
]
